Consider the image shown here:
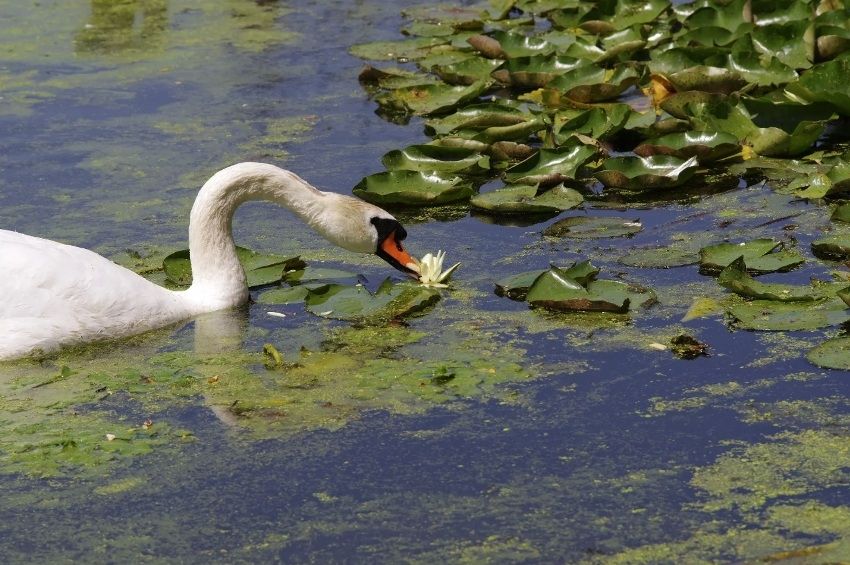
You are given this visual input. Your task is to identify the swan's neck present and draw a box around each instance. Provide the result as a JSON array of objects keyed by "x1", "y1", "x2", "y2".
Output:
[{"x1": 184, "y1": 163, "x2": 327, "y2": 310}]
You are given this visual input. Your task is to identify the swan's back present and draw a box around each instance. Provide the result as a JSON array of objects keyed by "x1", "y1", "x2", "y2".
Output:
[{"x1": 0, "y1": 230, "x2": 190, "y2": 358}]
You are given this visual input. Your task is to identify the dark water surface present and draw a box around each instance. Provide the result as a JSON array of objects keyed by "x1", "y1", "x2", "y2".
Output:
[{"x1": 2, "y1": 1, "x2": 850, "y2": 563}]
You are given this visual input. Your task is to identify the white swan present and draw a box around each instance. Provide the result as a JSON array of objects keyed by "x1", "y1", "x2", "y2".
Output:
[{"x1": 0, "y1": 162, "x2": 419, "y2": 360}]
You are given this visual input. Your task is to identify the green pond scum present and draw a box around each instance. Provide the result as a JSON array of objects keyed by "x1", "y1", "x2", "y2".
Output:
[{"x1": 7, "y1": 0, "x2": 850, "y2": 562}]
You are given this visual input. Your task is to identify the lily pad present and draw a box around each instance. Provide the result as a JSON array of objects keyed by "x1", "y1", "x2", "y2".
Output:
[
  {"x1": 728, "y1": 300, "x2": 850, "y2": 331},
  {"x1": 665, "y1": 66, "x2": 748, "y2": 94},
  {"x1": 526, "y1": 266, "x2": 655, "y2": 313},
  {"x1": 547, "y1": 64, "x2": 643, "y2": 103},
  {"x1": 352, "y1": 170, "x2": 475, "y2": 206},
  {"x1": 491, "y1": 55, "x2": 588, "y2": 89},
  {"x1": 433, "y1": 56, "x2": 504, "y2": 86},
  {"x1": 470, "y1": 183, "x2": 583, "y2": 215},
  {"x1": 595, "y1": 155, "x2": 699, "y2": 191},
  {"x1": 699, "y1": 239, "x2": 805, "y2": 275},
  {"x1": 382, "y1": 144, "x2": 490, "y2": 174},
  {"x1": 543, "y1": 216, "x2": 643, "y2": 239},
  {"x1": 495, "y1": 260, "x2": 600, "y2": 301},
  {"x1": 468, "y1": 30, "x2": 558, "y2": 59},
  {"x1": 553, "y1": 104, "x2": 638, "y2": 143},
  {"x1": 807, "y1": 337, "x2": 850, "y2": 370},
  {"x1": 305, "y1": 280, "x2": 440, "y2": 323},
  {"x1": 718, "y1": 257, "x2": 818, "y2": 302},
  {"x1": 503, "y1": 139, "x2": 599, "y2": 186},
  {"x1": 617, "y1": 245, "x2": 700, "y2": 268},
  {"x1": 633, "y1": 131, "x2": 740, "y2": 163},
  {"x1": 350, "y1": 37, "x2": 449, "y2": 62},
  {"x1": 374, "y1": 80, "x2": 490, "y2": 116},
  {"x1": 812, "y1": 234, "x2": 850, "y2": 261},
  {"x1": 162, "y1": 247, "x2": 305, "y2": 289},
  {"x1": 786, "y1": 58, "x2": 850, "y2": 116}
]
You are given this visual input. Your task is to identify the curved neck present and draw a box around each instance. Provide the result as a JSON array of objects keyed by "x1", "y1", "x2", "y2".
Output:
[{"x1": 184, "y1": 163, "x2": 327, "y2": 310}]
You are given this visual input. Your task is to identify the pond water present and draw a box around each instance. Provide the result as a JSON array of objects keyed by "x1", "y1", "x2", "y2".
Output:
[{"x1": 2, "y1": 1, "x2": 850, "y2": 562}]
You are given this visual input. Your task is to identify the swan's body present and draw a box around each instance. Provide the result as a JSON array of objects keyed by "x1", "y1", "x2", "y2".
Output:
[{"x1": 0, "y1": 162, "x2": 417, "y2": 360}]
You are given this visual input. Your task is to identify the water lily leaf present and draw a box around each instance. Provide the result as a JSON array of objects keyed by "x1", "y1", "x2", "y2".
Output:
[
  {"x1": 812, "y1": 234, "x2": 850, "y2": 260},
  {"x1": 382, "y1": 144, "x2": 490, "y2": 174},
  {"x1": 424, "y1": 104, "x2": 521, "y2": 135},
  {"x1": 470, "y1": 183, "x2": 583, "y2": 215},
  {"x1": 374, "y1": 80, "x2": 490, "y2": 116},
  {"x1": 352, "y1": 170, "x2": 475, "y2": 206},
  {"x1": 526, "y1": 267, "x2": 655, "y2": 313},
  {"x1": 305, "y1": 281, "x2": 440, "y2": 323},
  {"x1": 786, "y1": 58, "x2": 850, "y2": 116},
  {"x1": 728, "y1": 299, "x2": 850, "y2": 331},
  {"x1": 503, "y1": 139, "x2": 599, "y2": 186},
  {"x1": 684, "y1": 0, "x2": 751, "y2": 32},
  {"x1": 750, "y1": 20, "x2": 814, "y2": 70},
  {"x1": 729, "y1": 37, "x2": 798, "y2": 86},
  {"x1": 543, "y1": 216, "x2": 643, "y2": 239},
  {"x1": 491, "y1": 54, "x2": 588, "y2": 88},
  {"x1": 617, "y1": 245, "x2": 700, "y2": 268},
  {"x1": 633, "y1": 131, "x2": 740, "y2": 163},
  {"x1": 350, "y1": 37, "x2": 449, "y2": 61},
  {"x1": 358, "y1": 66, "x2": 439, "y2": 92},
  {"x1": 718, "y1": 257, "x2": 818, "y2": 302},
  {"x1": 547, "y1": 64, "x2": 643, "y2": 103},
  {"x1": 807, "y1": 337, "x2": 850, "y2": 370},
  {"x1": 257, "y1": 285, "x2": 314, "y2": 306},
  {"x1": 595, "y1": 155, "x2": 699, "y2": 190},
  {"x1": 469, "y1": 30, "x2": 558, "y2": 59},
  {"x1": 433, "y1": 57, "x2": 504, "y2": 85},
  {"x1": 282, "y1": 267, "x2": 357, "y2": 284},
  {"x1": 494, "y1": 259, "x2": 599, "y2": 301},
  {"x1": 163, "y1": 247, "x2": 305, "y2": 289},
  {"x1": 609, "y1": 0, "x2": 670, "y2": 29},
  {"x1": 665, "y1": 66, "x2": 748, "y2": 94},
  {"x1": 401, "y1": 4, "x2": 487, "y2": 28},
  {"x1": 699, "y1": 239, "x2": 805, "y2": 274},
  {"x1": 831, "y1": 203, "x2": 850, "y2": 223},
  {"x1": 553, "y1": 104, "x2": 635, "y2": 143}
]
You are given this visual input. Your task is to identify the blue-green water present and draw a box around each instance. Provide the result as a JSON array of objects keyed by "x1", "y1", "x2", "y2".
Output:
[{"x1": 2, "y1": 1, "x2": 850, "y2": 562}]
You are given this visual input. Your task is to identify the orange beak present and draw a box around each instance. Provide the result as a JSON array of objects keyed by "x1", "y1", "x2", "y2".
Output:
[{"x1": 378, "y1": 230, "x2": 420, "y2": 276}]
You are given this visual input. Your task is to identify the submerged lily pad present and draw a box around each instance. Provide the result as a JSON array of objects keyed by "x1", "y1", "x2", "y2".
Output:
[
  {"x1": 617, "y1": 245, "x2": 700, "y2": 268},
  {"x1": 352, "y1": 170, "x2": 475, "y2": 206},
  {"x1": 728, "y1": 300, "x2": 850, "y2": 331},
  {"x1": 595, "y1": 155, "x2": 699, "y2": 191},
  {"x1": 470, "y1": 183, "x2": 583, "y2": 215},
  {"x1": 812, "y1": 234, "x2": 850, "y2": 261},
  {"x1": 162, "y1": 247, "x2": 305, "y2": 289},
  {"x1": 543, "y1": 216, "x2": 643, "y2": 239},
  {"x1": 718, "y1": 257, "x2": 818, "y2": 302},
  {"x1": 807, "y1": 337, "x2": 850, "y2": 370},
  {"x1": 699, "y1": 239, "x2": 805, "y2": 275},
  {"x1": 305, "y1": 280, "x2": 440, "y2": 323},
  {"x1": 382, "y1": 144, "x2": 490, "y2": 174}
]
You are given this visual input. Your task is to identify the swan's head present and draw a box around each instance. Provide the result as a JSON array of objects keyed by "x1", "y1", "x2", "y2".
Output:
[{"x1": 370, "y1": 216, "x2": 420, "y2": 276}]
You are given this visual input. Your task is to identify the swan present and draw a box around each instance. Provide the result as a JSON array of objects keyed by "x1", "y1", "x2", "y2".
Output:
[{"x1": 0, "y1": 162, "x2": 420, "y2": 360}]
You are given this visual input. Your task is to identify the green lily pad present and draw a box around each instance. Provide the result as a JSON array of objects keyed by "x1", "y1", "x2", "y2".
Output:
[
  {"x1": 595, "y1": 155, "x2": 699, "y2": 191},
  {"x1": 526, "y1": 266, "x2": 655, "y2": 313},
  {"x1": 358, "y1": 66, "x2": 439, "y2": 92},
  {"x1": 718, "y1": 257, "x2": 818, "y2": 302},
  {"x1": 491, "y1": 54, "x2": 588, "y2": 88},
  {"x1": 382, "y1": 144, "x2": 490, "y2": 174},
  {"x1": 503, "y1": 139, "x2": 599, "y2": 186},
  {"x1": 433, "y1": 56, "x2": 504, "y2": 86},
  {"x1": 282, "y1": 267, "x2": 358, "y2": 284},
  {"x1": 728, "y1": 300, "x2": 850, "y2": 331},
  {"x1": 699, "y1": 239, "x2": 805, "y2": 275},
  {"x1": 257, "y1": 285, "x2": 314, "y2": 306},
  {"x1": 162, "y1": 247, "x2": 305, "y2": 289},
  {"x1": 469, "y1": 30, "x2": 558, "y2": 59},
  {"x1": 374, "y1": 80, "x2": 490, "y2": 116},
  {"x1": 831, "y1": 203, "x2": 850, "y2": 223},
  {"x1": 305, "y1": 280, "x2": 440, "y2": 323},
  {"x1": 553, "y1": 104, "x2": 637, "y2": 143},
  {"x1": 495, "y1": 260, "x2": 600, "y2": 301},
  {"x1": 666, "y1": 65, "x2": 748, "y2": 94},
  {"x1": 750, "y1": 20, "x2": 813, "y2": 70},
  {"x1": 470, "y1": 183, "x2": 584, "y2": 215},
  {"x1": 352, "y1": 170, "x2": 475, "y2": 206},
  {"x1": 543, "y1": 216, "x2": 643, "y2": 239},
  {"x1": 350, "y1": 37, "x2": 449, "y2": 62},
  {"x1": 812, "y1": 234, "x2": 850, "y2": 261},
  {"x1": 786, "y1": 58, "x2": 850, "y2": 116},
  {"x1": 633, "y1": 131, "x2": 740, "y2": 163},
  {"x1": 424, "y1": 102, "x2": 531, "y2": 136},
  {"x1": 547, "y1": 64, "x2": 643, "y2": 103},
  {"x1": 807, "y1": 337, "x2": 850, "y2": 370}
]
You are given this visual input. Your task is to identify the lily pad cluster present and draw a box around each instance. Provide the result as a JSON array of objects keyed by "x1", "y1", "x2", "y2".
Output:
[{"x1": 351, "y1": 0, "x2": 850, "y2": 208}]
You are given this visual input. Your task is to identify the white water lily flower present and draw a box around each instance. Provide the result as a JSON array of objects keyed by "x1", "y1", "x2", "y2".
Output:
[{"x1": 417, "y1": 250, "x2": 460, "y2": 288}]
